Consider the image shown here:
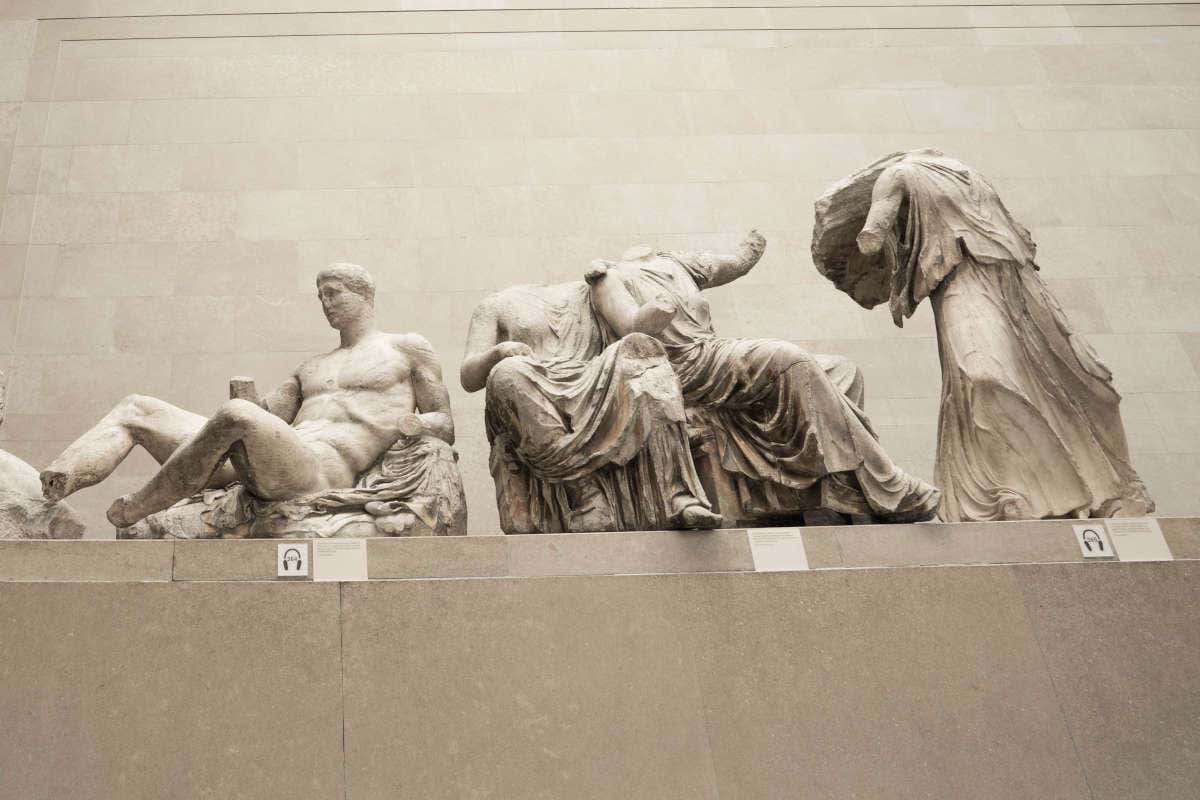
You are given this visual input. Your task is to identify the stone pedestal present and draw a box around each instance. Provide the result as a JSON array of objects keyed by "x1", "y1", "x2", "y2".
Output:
[{"x1": 2, "y1": 519, "x2": 1197, "y2": 799}]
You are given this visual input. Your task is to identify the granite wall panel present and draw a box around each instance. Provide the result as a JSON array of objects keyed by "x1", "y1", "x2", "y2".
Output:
[{"x1": 1, "y1": 6, "x2": 1198, "y2": 532}]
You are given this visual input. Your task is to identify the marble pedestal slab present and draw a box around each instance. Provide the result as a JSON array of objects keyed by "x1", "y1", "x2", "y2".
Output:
[{"x1": 1, "y1": 519, "x2": 1197, "y2": 800}]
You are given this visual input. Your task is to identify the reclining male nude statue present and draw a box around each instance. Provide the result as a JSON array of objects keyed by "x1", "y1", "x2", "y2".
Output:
[
  {"x1": 40, "y1": 263, "x2": 466, "y2": 538},
  {"x1": 586, "y1": 231, "x2": 941, "y2": 524},
  {"x1": 461, "y1": 275, "x2": 723, "y2": 533}
]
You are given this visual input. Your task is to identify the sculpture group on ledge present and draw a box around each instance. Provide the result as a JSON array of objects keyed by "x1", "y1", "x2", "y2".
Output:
[
  {"x1": 813, "y1": 148, "x2": 1154, "y2": 523},
  {"x1": 5, "y1": 147, "x2": 1160, "y2": 539},
  {"x1": 39, "y1": 264, "x2": 466, "y2": 538}
]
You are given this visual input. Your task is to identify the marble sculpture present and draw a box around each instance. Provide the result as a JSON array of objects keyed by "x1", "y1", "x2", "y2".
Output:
[
  {"x1": 812, "y1": 149, "x2": 1154, "y2": 522},
  {"x1": 40, "y1": 264, "x2": 467, "y2": 538},
  {"x1": 461, "y1": 279, "x2": 722, "y2": 533},
  {"x1": 587, "y1": 232, "x2": 941, "y2": 525},
  {"x1": 0, "y1": 371, "x2": 85, "y2": 539}
]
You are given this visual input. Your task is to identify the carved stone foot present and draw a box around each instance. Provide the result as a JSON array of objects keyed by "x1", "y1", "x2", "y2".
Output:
[
  {"x1": 106, "y1": 494, "x2": 139, "y2": 528},
  {"x1": 676, "y1": 504, "x2": 722, "y2": 530}
]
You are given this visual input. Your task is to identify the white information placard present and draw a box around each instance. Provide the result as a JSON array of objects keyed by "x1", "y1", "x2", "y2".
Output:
[
  {"x1": 276, "y1": 542, "x2": 309, "y2": 577},
  {"x1": 748, "y1": 527, "x2": 809, "y2": 572},
  {"x1": 312, "y1": 539, "x2": 369, "y2": 582},
  {"x1": 1072, "y1": 524, "x2": 1114, "y2": 559},
  {"x1": 1105, "y1": 518, "x2": 1173, "y2": 562}
]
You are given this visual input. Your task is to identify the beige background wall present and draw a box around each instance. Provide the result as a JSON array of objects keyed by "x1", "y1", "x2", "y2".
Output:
[{"x1": 1, "y1": 2, "x2": 1198, "y2": 534}]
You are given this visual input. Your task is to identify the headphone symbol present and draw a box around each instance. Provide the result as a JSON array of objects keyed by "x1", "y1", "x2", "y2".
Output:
[
  {"x1": 1081, "y1": 529, "x2": 1104, "y2": 552},
  {"x1": 282, "y1": 547, "x2": 303, "y2": 571}
]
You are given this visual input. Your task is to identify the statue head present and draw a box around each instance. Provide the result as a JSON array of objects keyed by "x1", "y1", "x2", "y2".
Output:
[{"x1": 316, "y1": 263, "x2": 376, "y2": 329}]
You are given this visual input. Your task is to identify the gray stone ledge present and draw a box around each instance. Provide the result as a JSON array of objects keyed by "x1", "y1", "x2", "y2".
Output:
[
  {"x1": 0, "y1": 517, "x2": 1194, "y2": 582},
  {"x1": 0, "y1": 540, "x2": 173, "y2": 582}
]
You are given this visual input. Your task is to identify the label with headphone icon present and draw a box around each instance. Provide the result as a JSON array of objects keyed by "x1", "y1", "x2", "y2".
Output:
[
  {"x1": 277, "y1": 543, "x2": 310, "y2": 577},
  {"x1": 1072, "y1": 524, "x2": 1114, "y2": 559}
]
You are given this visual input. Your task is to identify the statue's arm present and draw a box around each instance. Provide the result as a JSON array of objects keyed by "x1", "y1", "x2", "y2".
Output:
[
  {"x1": 857, "y1": 167, "x2": 906, "y2": 255},
  {"x1": 260, "y1": 373, "x2": 302, "y2": 423},
  {"x1": 678, "y1": 229, "x2": 767, "y2": 290},
  {"x1": 459, "y1": 298, "x2": 532, "y2": 393},
  {"x1": 585, "y1": 261, "x2": 675, "y2": 338},
  {"x1": 405, "y1": 335, "x2": 455, "y2": 446}
]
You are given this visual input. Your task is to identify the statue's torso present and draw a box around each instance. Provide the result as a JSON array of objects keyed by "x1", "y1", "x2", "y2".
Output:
[
  {"x1": 494, "y1": 282, "x2": 604, "y2": 362},
  {"x1": 292, "y1": 333, "x2": 418, "y2": 483}
]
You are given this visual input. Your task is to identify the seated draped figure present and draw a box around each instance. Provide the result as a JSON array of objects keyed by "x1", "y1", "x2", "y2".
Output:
[
  {"x1": 586, "y1": 231, "x2": 941, "y2": 525},
  {"x1": 40, "y1": 264, "x2": 466, "y2": 538},
  {"x1": 813, "y1": 149, "x2": 1153, "y2": 522},
  {"x1": 461, "y1": 274, "x2": 724, "y2": 533}
]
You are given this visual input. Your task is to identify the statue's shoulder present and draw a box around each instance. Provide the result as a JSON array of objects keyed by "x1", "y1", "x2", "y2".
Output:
[
  {"x1": 387, "y1": 331, "x2": 438, "y2": 362},
  {"x1": 295, "y1": 348, "x2": 331, "y2": 375},
  {"x1": 478, "y1": 285, "x2": 531, "y2": 308}
]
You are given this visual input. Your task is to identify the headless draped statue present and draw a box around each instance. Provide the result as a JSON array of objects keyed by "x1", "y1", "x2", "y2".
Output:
[
  {"x1": 461, "y1": 279, "x2": 722, "y2": 533},
  {"x1": 587, "y1": 231, "x2": 941, "y2": 524},
  {"x1": 813, "y1": 150, "x2": 1154, "y2": 522},
  {"x1": 41, "y1": 264, "x2": 466, "y2": 538}
]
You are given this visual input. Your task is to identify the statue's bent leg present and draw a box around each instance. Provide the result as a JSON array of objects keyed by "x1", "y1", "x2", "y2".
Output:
[
  {"x1": 42, "y1": 394, "x2": 236, "y2": 502},
  {"x1": 107, "y1": 400, "x2": 323, "y2": 527},
  {"x1": 782, "y1": 358, "x2": 938, "y2": 520},
  {"x1": 814, "y1": 353, "x2": 865, "y2": 409}
]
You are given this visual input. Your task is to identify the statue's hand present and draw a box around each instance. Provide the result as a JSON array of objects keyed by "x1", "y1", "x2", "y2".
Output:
[
  {"x1": 745, "y1": 228, "x2": 766, "y2": 249},
  {"x1": 584, "y1": 260, "x2": 610, "y2": 284},
  {"x1": 398, "y1": 413, "x2": 426, "y2": 439},
  {"x1": 856, "y1": 228, "x2": 884, "y2": 255},
  {"x1": 494, "y1": 341, "x2": 534, "y2": 361}
]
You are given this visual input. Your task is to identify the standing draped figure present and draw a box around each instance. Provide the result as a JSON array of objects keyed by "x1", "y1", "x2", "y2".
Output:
[{"x1": 814, "y1": 149, "x2": 1153, "y2": 522}]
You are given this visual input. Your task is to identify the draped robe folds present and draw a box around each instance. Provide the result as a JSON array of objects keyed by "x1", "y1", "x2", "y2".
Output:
[
  {"x1": 882, "y1": 154, "x2": 1154, "y2": 521},
  {"x1": 611, "y1": 253, "x2": 940, "y2": 522},
  {"x1": 482, "y1": 283, "x2": 709, "y2": 533}
]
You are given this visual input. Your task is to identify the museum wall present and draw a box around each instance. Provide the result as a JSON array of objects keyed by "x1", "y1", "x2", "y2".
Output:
[{"x1": 1, "y1": 1, "x2": 1198, "y2": 534}]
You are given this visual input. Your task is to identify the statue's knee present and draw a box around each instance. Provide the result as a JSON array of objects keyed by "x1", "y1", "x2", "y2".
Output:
[
  {"x1": 116, "y1": 393, "x2": 159, "y2": 423},
  {"x1": 774, "y1": 344, "x2": 816, "y2": 375},
  {"x1": 214, "y1": 398, "x2": 260, "y2": 428},
  {"x1": 485, "y1": 357, "x2": 526, "y2": 395},
  {"x1": 619, "y1": 332, "x2": 666, "y2": 359}
]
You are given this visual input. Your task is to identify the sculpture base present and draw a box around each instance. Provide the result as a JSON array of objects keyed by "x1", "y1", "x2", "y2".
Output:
[{"x1": 2, "y1": 518, "x2": 1197, "y2": 799}]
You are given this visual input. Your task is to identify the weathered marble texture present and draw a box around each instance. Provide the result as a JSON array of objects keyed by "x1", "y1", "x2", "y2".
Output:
[
  {"x1": 814, "y1": 150, "x2": 1155, "y2": 522},
  {"x1": 589, "y1": 233, "x2": 941, "y2": 524},
  {"x1": 0, "y1": 371, "x2": 84, "y2": 540},
  {"x1": 461, "y1": 281, "x2": 720, "y2": 533},
  {"x1": 41, "y1": 264, "x2": 466, "y2": 538}
]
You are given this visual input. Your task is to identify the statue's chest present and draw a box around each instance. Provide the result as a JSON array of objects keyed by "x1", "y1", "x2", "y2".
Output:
[
  {"x1": 302, "y1": 345, "x2": 405, "y2": 394},
  {"x1": 505, "y1": 297, "x2": 596, "y2": 358}
]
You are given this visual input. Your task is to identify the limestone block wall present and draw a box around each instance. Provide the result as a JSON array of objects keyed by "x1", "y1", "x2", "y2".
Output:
[{"x1": 1, "y1": 1, "x2": 1198, "y2": 534}]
